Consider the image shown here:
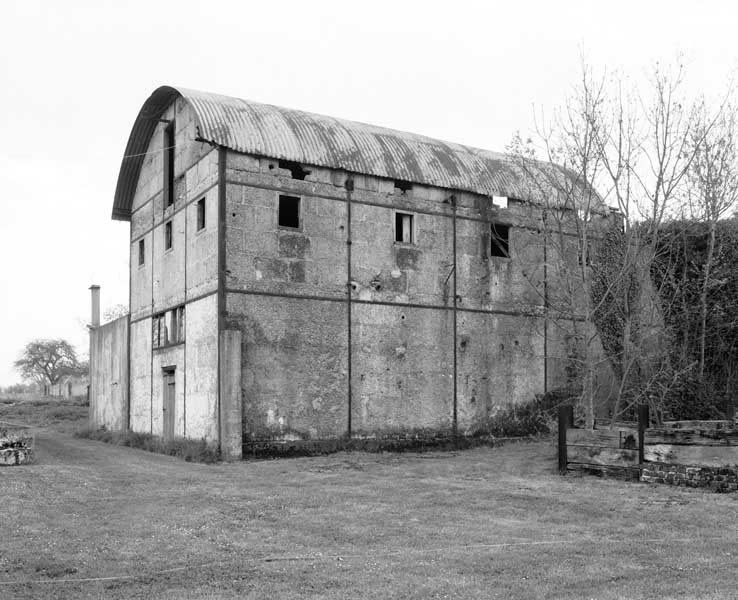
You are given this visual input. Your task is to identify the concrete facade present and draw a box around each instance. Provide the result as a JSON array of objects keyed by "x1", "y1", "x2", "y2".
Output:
[
  {"x1": 92, "y1": 86, "x2": 617, "y2": 457},
  {"x1": 89, "y1": 314, "x2": 129, "y2": 431}
]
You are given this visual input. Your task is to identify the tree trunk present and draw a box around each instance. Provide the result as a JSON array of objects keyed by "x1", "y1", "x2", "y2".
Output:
[{"x1": 698, "y1": 220, "x2": 717, "y2": 380}]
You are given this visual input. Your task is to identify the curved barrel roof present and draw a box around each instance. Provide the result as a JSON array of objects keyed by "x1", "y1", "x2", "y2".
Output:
[{"x1": 112, "y1": 86, "x2": 577, "y2": 220}]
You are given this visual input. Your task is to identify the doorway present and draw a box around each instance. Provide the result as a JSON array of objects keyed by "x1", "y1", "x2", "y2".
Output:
[{"x1": 162, "y1": 368, "x2": 176, "y2": 441}]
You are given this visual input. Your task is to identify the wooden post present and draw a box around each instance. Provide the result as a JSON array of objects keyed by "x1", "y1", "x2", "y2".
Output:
[
  {"x1": 558, "y1": 405, "x2": 573, "y2": 475},
  {"x1": 638, "y1": 404, "x2": 649, "y2": 465}
]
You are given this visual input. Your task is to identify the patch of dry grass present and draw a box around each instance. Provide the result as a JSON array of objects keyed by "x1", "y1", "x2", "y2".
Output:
[
  {"x1": 76, "y1": 428, "x2": 220, "y2": 463},
  {"x1": 1, "y1": 435, "x2": 737, "y2": 599},
  {"x1": 0, "y1": 394, "x2": 88, "y2": 434}
]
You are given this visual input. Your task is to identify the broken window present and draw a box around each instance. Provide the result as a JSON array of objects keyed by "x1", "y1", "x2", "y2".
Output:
[
  {"x1": 163, "y1": 121, "x2": 175, "y2": 208},
  {"x1": 196, "y1": 198, "x2": 206, "y2": 231},
  {"x1": 153, "y1": 305, "x2": 186, "y2": 348},
  {"x1": 278, "y1": 160, "x2": 310, "y2": 180},
  {"x1": 278, "y1": 194, "x2": 300, "y2": 229},
  {"x1": 394, "y1": 180, "x2": 413, "y2": 194},
  {"x1": 138, "y1": 239, "x2": 145, "y2": 266},
  {"x1": 395, "y1": 212, "x2": 414, "y2": 243},
  {"x1": 490, "y1": 223, "x2": 510, "y2": 258},
  {"x1": 164, "y1": 221, "x2": 173, "y2": 251}
]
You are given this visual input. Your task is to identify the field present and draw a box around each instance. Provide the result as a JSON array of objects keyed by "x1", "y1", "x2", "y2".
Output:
[
  {"x1": 1, "y1": 396, "x2": 737, "y2": 599},
  {"x1": 0, "y1": 394, "x2": 88, "y2": 434}
]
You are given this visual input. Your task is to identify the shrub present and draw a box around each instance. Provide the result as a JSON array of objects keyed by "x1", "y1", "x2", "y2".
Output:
[
  {"x1": 75, "y1": 429, "x2": 220, "y2": 463},
  {"x1": 473, "y1": 387, "x2": 580, "y2": 438}
]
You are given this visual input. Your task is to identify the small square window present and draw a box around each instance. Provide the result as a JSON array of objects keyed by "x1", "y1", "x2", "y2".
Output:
[
  {"x1": 490, "y1": 223, "x2": 510, "y2": 258},
  {"x1": 138, "y1": 239, "x2": 145, "y2": 266},
  {"x1": 395, "y1": 212, "x2": 414, "y2": 243},
  {"x1": 196, "y1": 198, "x2": 206, "y2": 231},
  {"x1": 278, "y1": 195, "x2": 300, "y2": 229},
  {"x1": 164, "y1": 221, "x2": 173, "y2": 250}
]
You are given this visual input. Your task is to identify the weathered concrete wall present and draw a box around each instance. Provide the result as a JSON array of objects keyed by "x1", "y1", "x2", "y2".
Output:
[
  {"x1": 226, "y1": 293, "x2": 348, "y2": 441},
  {"x1": 219, "y1": 330, "x2": 243, "y2": 460},
  {"x1": 89, "y1": 314, "x2": 129, "y2": 431},
  {"x1": 456, "y1": 312, "x2": 545, "y2": 432},
  {"x1": 351, "y1": 304, "x2": 453, "y2": 435},
  {"x1": 124, "y1": 98, "x2": 220, "y2": 443},
  {"x1": 184, "y1": 294, "x2": 219, "y2": 441},
  {"x1": 223, "y1": 151, "x2": 594, "y2": 442},
  {"x1": 129, "y1": 318, "x2": 152, "y2": 433}
]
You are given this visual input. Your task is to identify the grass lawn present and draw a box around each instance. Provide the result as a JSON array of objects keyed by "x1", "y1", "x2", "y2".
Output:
[
  {"x1": 0, "y1": 394, "x2": 88, "y2": 434},
  {"x1": 1, "y1": 398, "x2": 737, "y2": 599}
]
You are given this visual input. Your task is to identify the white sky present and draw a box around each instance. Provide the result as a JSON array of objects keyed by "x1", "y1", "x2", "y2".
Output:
[{"x1": 0, "y1": 0, "x2": 735, "y2": 386}]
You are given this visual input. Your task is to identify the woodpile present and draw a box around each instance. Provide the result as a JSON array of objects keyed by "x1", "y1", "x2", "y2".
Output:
[{"x1": 0, "y1": 422, "x2": 34, "y2": 465}]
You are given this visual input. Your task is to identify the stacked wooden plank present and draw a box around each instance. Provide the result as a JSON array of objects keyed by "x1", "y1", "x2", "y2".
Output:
[
  {"x1": 0, "y1": 422, "x2": 34, "y2": 465},
  {"x1": 562, "y1": 417, "x2": 738, "y2": 491},
  {"x1": 565, "y1": 427, "x2": 641, "y2": 480}
]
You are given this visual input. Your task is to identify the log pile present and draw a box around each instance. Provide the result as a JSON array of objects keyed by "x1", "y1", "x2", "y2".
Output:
[{"x1": 0, "y1": 422, "x2": 34, "y2": 465}]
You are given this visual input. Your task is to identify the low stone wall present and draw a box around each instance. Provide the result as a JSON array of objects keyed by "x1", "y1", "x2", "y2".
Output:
[
  {"x1": 641, "y1": 462, "x2": 738, "y2": 493},
  {"x1": 0, "y1": 422, "x2": 34, "y2": 466}
]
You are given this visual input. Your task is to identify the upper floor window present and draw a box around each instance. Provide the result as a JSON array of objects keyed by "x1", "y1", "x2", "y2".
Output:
[
  {"x1": 138, "y1": 239, "x2": 145, "y2": 266},
  {"x1": 395, "y1": 212, "x2": 414, "y2": 244},
  {"x1": 164, "y1": 221, "x2": 173, "y2": 251},
  {"x1": 163, "y1": 121, "x2": 175, "y2": 208},
  {"x1": 278, "y1": 194, "x2": 300, "y2": 229},
  {"x1": 197, "y1": 198, "x2": 206, "y2": 231},
  {"x1": 490, "y1": 223, "x2": 510, "y2": 258}
]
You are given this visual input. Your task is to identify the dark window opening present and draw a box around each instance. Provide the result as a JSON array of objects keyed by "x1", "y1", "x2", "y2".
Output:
[
  {"x1": 278, "y1": 160, "x2": 311, "y2": 180},
  {"x1": 490, "y1": 223, "x2": 510, "y2": 258},
  {"x1": 196, "y1": 198, "x2": 206, "y2": 231},
  {"x1": 153, "y1": 305, "x2": 185, "y2": 348},
  {"x1": 395, "y1": 212, "x2": 414, "y2": 243},
  {"x1": 138, "y1": 239, "x2": 145, "y2": 266},
  {"x1": 278, "y1": 195, "x2": 300, "y2": 228},
  {"x1": 163, "y1": 121, "x2": 175, "y2": 208},
  {"x1": 394, "y1": 180, "x2": 413, "y2": 193},
  {"x1": 164, "y1": 221, "x2": 173, "y2": 250}
]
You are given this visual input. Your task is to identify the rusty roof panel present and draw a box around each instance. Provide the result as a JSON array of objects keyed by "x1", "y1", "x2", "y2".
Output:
[{"x1": 112, "y1": 86, "x2": 588, "y2": 220}]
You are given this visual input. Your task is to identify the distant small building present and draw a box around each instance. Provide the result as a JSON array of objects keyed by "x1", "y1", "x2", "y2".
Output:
[
  {"x1": 89, "y1": 86, "x2": 617, "y2": 459},
  {"x1": 46, "y1": 375, "x2": 88, "y2": 398}
]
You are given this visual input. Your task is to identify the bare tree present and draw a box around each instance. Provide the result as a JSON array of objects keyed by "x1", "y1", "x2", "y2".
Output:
[
  {"x1": 14, "y1": 339, "x2": 82, "y2": 389},
  {"x1": 510, "y1": 58, "x2": 718, "y2": 426},
  {"x1": 103, "y1": 303, "x2": 129, "y2": 323},
  {"x1": 686, "y1": 100, "x2": 738, "y2": 379}
]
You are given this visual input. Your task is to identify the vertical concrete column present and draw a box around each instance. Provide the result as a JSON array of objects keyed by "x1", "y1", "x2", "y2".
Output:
[
  {"x1": 89, "y1": 284, "x2": 100, "y2": 430},
  {"x1": 219, "y1": 329, "x2": 243, "y2": 460}
]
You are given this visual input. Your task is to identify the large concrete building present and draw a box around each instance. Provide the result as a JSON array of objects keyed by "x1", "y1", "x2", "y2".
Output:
[{"x1": 89, "y1": 86, "x2": 615, "y2": 459}]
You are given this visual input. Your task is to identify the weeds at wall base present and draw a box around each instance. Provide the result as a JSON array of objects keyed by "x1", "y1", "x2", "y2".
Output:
[{"x1": 75, "y1": 428, "x2": 220, "y2": 463}]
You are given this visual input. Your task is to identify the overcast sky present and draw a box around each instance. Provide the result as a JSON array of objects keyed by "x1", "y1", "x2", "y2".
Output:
[{"x1": 0, "y1": 0, "x2": 735, "y2": 386}]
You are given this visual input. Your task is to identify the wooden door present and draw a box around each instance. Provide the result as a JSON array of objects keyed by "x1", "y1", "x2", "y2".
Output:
[{"x1": 163, "y1": 371, "x2": 175, "y2": 441}]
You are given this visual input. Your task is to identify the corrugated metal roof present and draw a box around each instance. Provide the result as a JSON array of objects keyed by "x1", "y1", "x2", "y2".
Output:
[{"x1": 112, "y1": 85, "x2": 580, "y2": 220}]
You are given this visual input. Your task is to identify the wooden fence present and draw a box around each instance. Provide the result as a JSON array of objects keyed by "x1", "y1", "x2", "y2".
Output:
[{"x1": 558, "y1": 405, "x2": 738, "y2": 486}]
